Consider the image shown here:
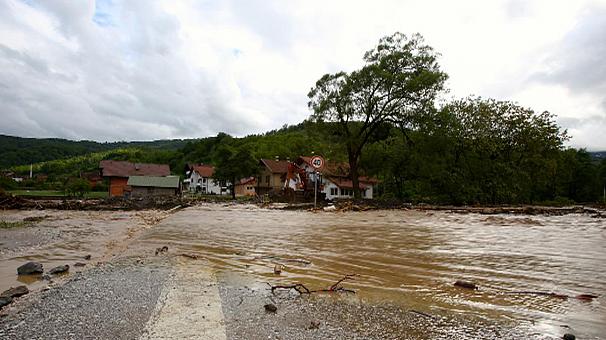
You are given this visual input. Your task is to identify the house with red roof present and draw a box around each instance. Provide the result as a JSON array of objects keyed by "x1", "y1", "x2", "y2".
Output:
[
  {"x1": 295, "y1": 156, "x2": 378, "y2": 200},
  {"x1": 183, "y1": 164, "x2": 228, "y2": 195},
  {"x1": 257, "y1": 158, "x2": 290, "y2": 195},
  {"x1": 99, "y1": 160, "x2": 171, "y2": 197},
  {"x1": 234, "y1": 177, "x2": 256, "y2": 197}
]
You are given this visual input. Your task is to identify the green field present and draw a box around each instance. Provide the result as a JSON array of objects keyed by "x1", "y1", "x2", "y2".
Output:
[{"x1": 8, "y1": 190, "x2": 108, "y2": 199}]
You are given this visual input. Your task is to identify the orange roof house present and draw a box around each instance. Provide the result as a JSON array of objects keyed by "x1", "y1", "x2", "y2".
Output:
[{"x1": 99, "y1": 160, "x2": 171, "y2": 197}]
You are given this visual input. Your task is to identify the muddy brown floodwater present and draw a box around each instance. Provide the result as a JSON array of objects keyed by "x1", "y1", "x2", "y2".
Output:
[
  {"x1": 0, "y1": 209, "x2": 166, "y2": 293},
  {"x1": 1, "y1": 205, "x2": 604, "y2": 338},
  {"x1": 137, "y1": 204, "x2": 606, "y2": 339}
]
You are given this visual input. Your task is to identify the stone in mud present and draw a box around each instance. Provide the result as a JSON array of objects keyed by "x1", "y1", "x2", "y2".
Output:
[
  {"x1": 264, "y1": 303, "x2": 277, "y2": 313},
  {"x1": 563, "y1": 334, "x2": 576, "y2": 340},
  {"x1": 84, "y1": 254, "x2": 92, "y2": 260},
  {"x1": 0, "y1": 296, "x2": 13, "y2": 309},
  {"x1": 74, "y1": 262, "x2": 86, "y2": 267},
  {"x1": 155, "y1": 246, "x2": 169, "y2": 256},
  {"x1": 17, "y1": 262, "x2": 43, "y2": 275},
  {"x1": 273, "y1": 264, "x2": 282, "y2": 275},
  {"x1": 1, "y1": 285, "x2": 29, "y2": 298},
  {"x1": 48, "y1": 265, "x2": 69, "y2": 275},
  {"x1": 308, "y1": 320, "x2": 321, "y2": 329},
  {"x1": 454, "y1": 280, "x2": 477, "y2": 290}
]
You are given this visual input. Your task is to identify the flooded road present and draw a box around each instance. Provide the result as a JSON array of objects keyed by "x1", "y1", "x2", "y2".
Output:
[
  {"x1": 1, "y1": 205, "x2": 604, "y2": 338},
  {"x1": 138, "y1": 205, "x2": 606, "y2": 339},
  {"x1": 0, "y1": 210, "x2": 165, "y2": 292}
]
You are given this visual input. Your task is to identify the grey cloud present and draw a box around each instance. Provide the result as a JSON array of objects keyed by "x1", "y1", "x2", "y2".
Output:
[
  {"x1": 532, "y1": 6, "x2": 606, "y2": 99},
  {"x1": 0, "y1": 0, "x2": 267, "y2": 141}
]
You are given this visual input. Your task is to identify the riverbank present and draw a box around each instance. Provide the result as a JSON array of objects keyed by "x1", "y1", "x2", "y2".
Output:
[{"x1": 2, "y1": 192, "x2": 605, "y2": 218}]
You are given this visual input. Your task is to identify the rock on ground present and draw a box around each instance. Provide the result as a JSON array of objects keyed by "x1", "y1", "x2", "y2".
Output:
[
  {"x1": 0, "y1": 286, "x2": 29, "y2": 298},
  {"x1": 48, "y1": 265, "x2": 69, "y2": 275},
  {"x1": 16, "y1": 262, "x2": 43, "y2": 275}
]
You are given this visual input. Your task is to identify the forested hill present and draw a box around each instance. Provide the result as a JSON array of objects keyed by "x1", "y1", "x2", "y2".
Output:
[
  {"x1": 591, "y1": 151, "x2": 606, "y2": 160},
  {"x1": 0, "y1": 134, "x2": 195, "y2": 168}
]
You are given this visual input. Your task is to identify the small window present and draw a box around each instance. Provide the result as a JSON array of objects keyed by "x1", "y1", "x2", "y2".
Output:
[
  {"x1": 266, "y1": 175, "x2": 270, "y2": 184},
  {"x1": 330, "y1": 188, "x2": 338, "y2": 196},
  {"x1": 202, "y1": 178, "x2": 207, "y2": 183}
]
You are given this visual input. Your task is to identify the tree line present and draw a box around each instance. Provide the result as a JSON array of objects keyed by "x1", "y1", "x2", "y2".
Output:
[{"x1": 2, "y1": 32, "x2": 605, "y2": 204}]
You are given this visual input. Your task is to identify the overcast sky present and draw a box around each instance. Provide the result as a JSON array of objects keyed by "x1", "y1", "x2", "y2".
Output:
[{"x1": 0, "y1": 0, "x2": 605, "y2": 150}]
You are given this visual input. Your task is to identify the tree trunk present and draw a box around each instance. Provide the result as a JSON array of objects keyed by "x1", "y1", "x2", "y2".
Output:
[
  {"x1": 231, "y1": 177, "x2": 236, "y2": 199},
  {"x1": 348, "y1": 150, "x2": 361, "y2": 199}
]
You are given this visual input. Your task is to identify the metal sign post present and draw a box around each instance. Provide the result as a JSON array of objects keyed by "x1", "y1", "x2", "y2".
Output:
[
  {"x1": 309, "y1": 156, "x2": 324, "y2": 210},
  {"x1": 314, "y1": 172, "x2": 318, "y2": 209}
]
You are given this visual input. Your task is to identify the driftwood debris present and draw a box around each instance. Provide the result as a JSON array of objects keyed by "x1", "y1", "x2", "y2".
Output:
[{"x1": 267, "y1": 274, "x2": 357, "y2": 295}]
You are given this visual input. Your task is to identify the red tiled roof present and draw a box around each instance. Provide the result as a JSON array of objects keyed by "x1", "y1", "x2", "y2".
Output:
[
  {"x1": 237, "y1": 176, "x2": 256, "y2": 185},
  {"x1": 99, "y1": 160, "x2": 170, "y2": 177},
  {"x1": 260, "y1": 159, "x2": 290, "y2": 174},
  {"x1": 327, "y1": 176, "x2": 367, "y2": 190},
  {"x1": 192, "y1": 164, "x2": 214, "y2": 178}
]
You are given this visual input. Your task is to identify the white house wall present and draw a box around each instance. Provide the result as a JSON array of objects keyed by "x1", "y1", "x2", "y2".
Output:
[
  {"x1": 188, "y1": 171, "x2": 228, "y2": 195},
  {"x1": 322, "y1": 179, "x2": 373, "y2": 200}
]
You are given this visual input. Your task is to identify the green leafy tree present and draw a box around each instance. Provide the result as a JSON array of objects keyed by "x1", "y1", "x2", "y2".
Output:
[
  {"x1": 212, "y1": 138, "x2": 259, "y2": 199},
  {"x1": 308, "y1": 32, "x2": 448, "y2": 198},
  {"x1": 64, "y1": 178, "x2": 92, "y2": 198}
]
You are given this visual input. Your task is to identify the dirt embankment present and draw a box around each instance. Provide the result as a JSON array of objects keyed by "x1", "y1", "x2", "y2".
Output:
[
  {"x1": 2, "y1": 192, "x2": 605, "y2": 217},
  {"x1": 325, "y1": 199, "x2": 606, "y2": 217},
  {"x1": 0, "y1": 193, "x2": 190, "y2": 211}
]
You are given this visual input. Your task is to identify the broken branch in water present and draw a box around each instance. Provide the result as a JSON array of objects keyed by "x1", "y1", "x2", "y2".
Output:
[
  {"x1": 266, "y1": 282, "x2": 312, "y2": 295},
  {"x1": 179, "y1": 253, "x2": 201, "y2": 259},
  {"x1": 267, "y1": 274, "x2": 357, "y2": 295}
]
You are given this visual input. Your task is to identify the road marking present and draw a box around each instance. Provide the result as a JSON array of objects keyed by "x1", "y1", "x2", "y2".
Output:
[{"x1": 141, "y1": 260, "x2": 226, "y2": 340}]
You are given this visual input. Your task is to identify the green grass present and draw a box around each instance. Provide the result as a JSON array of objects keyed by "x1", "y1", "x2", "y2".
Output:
[
  {"x1": 7, "y1": 190, "x2": 108, "y2": 199},
  {"x1": 9, "y1": 190, "x2": 64, "y2": 196},
  {"x1": 85, "y1": 191, "x2": 108, "y2": 199}
]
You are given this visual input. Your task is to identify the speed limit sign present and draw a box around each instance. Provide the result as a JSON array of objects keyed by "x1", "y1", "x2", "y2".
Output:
[{"x1": 309, "y1": 155, "x2": 324, "y2": 169}]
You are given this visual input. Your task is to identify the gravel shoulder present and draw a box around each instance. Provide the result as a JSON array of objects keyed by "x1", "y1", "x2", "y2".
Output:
[{"x1": 0, "y1": 259, "x2": 169, "y2": 340}]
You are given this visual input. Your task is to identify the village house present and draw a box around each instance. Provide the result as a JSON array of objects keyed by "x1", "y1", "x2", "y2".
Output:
[
  {"x1": 127, "y1": 176, "x2": 181, "y2": 198},
  {"x1": 256, "y1": 158, "x2": 290, "y2": 195},
  {"x1": 295, "y1": 156, "x2": 377, "y2": 200},
  {"x1": 99, "y1": 160, "x2": 171, "y2": 197},
  {"x1": 234, "y1": 177, "x2": 256, "y2": 197},
  {"x1": 183, "y1": 164, "x2": 227, "y2": 195}
]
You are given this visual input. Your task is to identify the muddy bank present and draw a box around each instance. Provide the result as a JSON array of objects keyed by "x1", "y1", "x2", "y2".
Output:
[
  {"x1": 325, "y1": 199, "x2": 606, "y2": 217},
  {"x1": 3, "y1": 192, "x2": 605, "y2": 217},
  {"x1": 0, "y1": 193, "x2": 193, "y2": 211}
]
